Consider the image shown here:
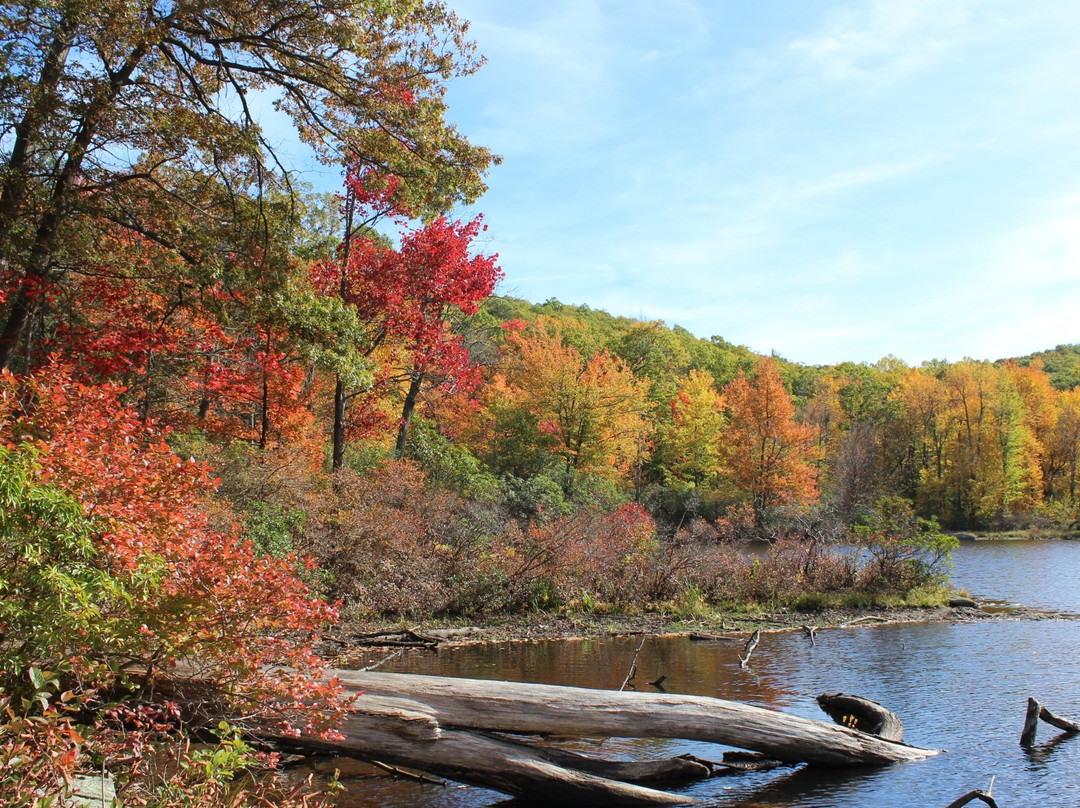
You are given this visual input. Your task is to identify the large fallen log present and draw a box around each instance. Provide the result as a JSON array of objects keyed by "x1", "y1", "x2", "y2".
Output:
[
  {"x1": 331, "y1": 671, "x2": 939, "y2": 766},
  {"x1": 263, "y1": 709, "x2": 696, "y2": 806}
]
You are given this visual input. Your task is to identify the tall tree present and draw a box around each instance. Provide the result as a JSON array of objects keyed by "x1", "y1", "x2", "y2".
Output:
[
  {"x1": 657, "y1": 369, "x2": 724, "y2": 490},
  {"x1": 310, "y1": 173, "x2": 500, "y2": 469},
  {"x1": 496, "y1": 317, "x2": 651, "y2": 493},
  {"x1": 719, "y1": 357, "x2": 821, "y2": 525},
  {"x1": 0, "y1": 0, "x2": 496, "y2": 369},
  {"x1": 386, "y1": 215, "x2": 502, "y2": 457}
]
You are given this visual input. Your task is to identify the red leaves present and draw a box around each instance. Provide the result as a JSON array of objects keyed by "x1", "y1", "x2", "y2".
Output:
[{"x1": 0, "y1": 365, "x2": 340, "y2": 732}]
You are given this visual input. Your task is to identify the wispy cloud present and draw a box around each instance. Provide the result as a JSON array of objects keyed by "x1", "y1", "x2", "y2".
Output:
[{"x1": 787, "y1": 0, "x2": 987, "y2": 86}]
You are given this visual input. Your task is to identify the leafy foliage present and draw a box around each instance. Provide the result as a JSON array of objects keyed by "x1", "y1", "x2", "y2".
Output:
[{"x1": 852, "y1": 497, "x2": 958, "y2": 591}]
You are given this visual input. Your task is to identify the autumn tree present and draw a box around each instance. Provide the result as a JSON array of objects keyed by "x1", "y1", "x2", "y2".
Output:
[
  {"x1": 1049, "y1": 388, "x2": 1080, "y2": 508},
  {"x1": 311, "y1": 169, "x2": 500, "y2": 469},
  {"x1": 719, "y1": 357, "x2": 821, "y2": 526},
  {"x1": 493, "y1": 318, "x2": 651, "y2": 495},
  {"x1": 657, "y1": 369, "x2": 725, "y2": 490},
  {"x1": 384, "y1": 215, "x2": 502, "y2": 456},
  {"x1": 0, "y1": 0, "x2": 496, "y2": 370}
]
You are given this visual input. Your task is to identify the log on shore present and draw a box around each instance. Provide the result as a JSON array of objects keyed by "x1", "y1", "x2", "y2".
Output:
[{"x1": 332, "y1": 671, "x2": 940, "y2": 766}]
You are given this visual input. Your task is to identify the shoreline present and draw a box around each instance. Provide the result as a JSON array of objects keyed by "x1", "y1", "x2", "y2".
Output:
[{"x1": 321, "y1": 602, "x2": 1078, "y2": 667}]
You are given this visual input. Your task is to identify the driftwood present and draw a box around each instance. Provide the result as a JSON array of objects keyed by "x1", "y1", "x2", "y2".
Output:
[
  {"x1": 256, "y1": 672, "x2": 939, "y2": 806},
  {"x1": 816, "y1": 693, "x2": 905, "y2": 742},
  {"x1": 1020, "y1": 697, "x2": 1080, "y2": 747},
  {"x1": 944, "y1": 776, "x2": 998, "y2": 808},
  {"x1": 333, "y1": 671, "x2": 938, "y2": 766},
  {"x1": 264, "y1": 708, "x2": 694, "y2": 806},
  {"x1": 738, "y1": 629, "x2": 761, "y2": 668}
]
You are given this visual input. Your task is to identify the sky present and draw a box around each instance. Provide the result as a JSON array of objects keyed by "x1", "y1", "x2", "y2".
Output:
[{"x1": 304, "y1": 0, "x2": 1080, "y2": 367}]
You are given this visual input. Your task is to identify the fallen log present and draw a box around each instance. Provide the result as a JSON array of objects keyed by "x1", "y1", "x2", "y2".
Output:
[
  {"x1": 816, "y1": 693, "x2": 904, "y2": 742},
  {"x1": 263, "y1": 709, "x2": 695, "y2": 806},
  {"x1": 1020, "y1": 697, "x2": 1080, "y2": 747},
  {"x1": 332, "y1": 671, "x2": 940, "y2": 766}
]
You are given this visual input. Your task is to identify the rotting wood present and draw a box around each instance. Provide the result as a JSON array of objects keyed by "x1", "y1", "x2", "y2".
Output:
[
  {"x1": 507, "y1": 739, "x2": 712, "y2": 785},
  {"x1": 347, "y1": 628, "x2": 441, "y2": 649},
  {"x1": 816, "y1": 693, "x2": 904, "y2": 742},
  {"x1": 1020, "y1": 697, "x2": 1080, "y2": 747},
  {"x1": 331, "y1": 671, "x2": 940, "y2": 766},
  {"x1": 716, "y1": 750, "x2": 793, "y2": 774},
  {"x1": 368, "y1": 760, "x2": 449, "y2": 787},
  {"x1": 688, "y1": 632, "x2": 740, "y2": 643}
]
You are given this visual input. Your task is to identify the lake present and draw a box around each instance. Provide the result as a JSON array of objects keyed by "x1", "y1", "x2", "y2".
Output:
[{"x1": 337, "y1": 540, "x2": 1080, "y2": 807}]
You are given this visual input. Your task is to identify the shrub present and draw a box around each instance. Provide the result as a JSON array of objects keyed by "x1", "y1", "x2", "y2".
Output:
[
  {"x1": 0, "y1": 367, "x2": 341, "y2": 806},
  {"x1": 852, "y1": 496, "x2": 958, "y2": 592}
]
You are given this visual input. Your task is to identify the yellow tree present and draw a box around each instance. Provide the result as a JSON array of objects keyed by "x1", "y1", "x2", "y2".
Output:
[
  {"x1": 719, "y1": 357, "x2": 821, "y2": 526},
  {"x1": 976, "y1": 368, "x2": 1043, "y2": 521},
  {"x1": 1006, "y1": 361, "x2": 1057, "y2": 499},
  {"x1": 498, "y1": 318, "x2": 651, "y2": 493},
  {"x1": 1049, "y1": 388, "x2": 1080, "y2": 507},
  {"x1": 890, "y1": 368, "x2": 951, "y2": 510},
  {"x1": 658, "y1": 369, "x2": 724, "y2": 489}
]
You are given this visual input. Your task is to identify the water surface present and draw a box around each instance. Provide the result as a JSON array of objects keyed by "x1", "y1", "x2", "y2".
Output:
[{"x1": 338, "y1": 540, "x2": 1080, "y2": 807}]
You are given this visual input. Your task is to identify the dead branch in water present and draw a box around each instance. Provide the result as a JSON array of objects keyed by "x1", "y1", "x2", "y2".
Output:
[
  {"x1": 944, "y1": 776, "x2": 998, "y2": 808},
  {"x1": 620, "y1": 636, "x2": 648, "y2": 691},
  {"x1": 1020, "y1": 697, "x2": 1080, "y2": 747},
  {"x1": 738, "y1": 630, "x2": 761, "y2": 668}
]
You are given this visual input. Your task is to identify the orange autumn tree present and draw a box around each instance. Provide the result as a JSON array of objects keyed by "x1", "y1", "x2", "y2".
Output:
[
  {"x1": 494, "y1": 317, "x2": 651, "y2": 494},
  {"x1": 720, "y1": 357, "x2": 821, "y2": 526}
]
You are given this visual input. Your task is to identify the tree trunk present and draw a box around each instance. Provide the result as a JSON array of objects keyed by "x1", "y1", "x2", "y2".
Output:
[
  {"x1": 266, "y1": 710, "x2": 695, "y2": 806},
  {"x1": 1020, "y1": 697, "x2": 1080, "y2": 747},
  {"x1": 332, "y1": 375, "x2": 347, "y2": 472},
  {"x1": 393, "y1": 369, "x2": 423, "y2": 458},
  {"x1": 816, "y1": 693, "x2": 904, "y2": 742},
  {"x1": 251, "y1": 672, "x2": 940, "y2": 806},
  {"x1": 0, "y1": 42, "x2": 149, "y2": 370}
]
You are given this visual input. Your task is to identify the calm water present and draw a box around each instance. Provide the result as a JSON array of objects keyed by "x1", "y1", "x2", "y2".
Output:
[{"x1": 339, "y1": 540, "x2": 1080, "y2": 807}]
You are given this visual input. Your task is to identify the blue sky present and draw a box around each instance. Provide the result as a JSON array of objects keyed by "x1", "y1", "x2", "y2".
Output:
[{"x1": 300, "y1": 0, "x2": 1080, "y2": 367}]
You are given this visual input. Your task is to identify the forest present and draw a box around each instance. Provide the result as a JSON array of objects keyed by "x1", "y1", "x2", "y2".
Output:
[{"x1": 2, "y1": 0, "x2": 1080, "y2": 805}]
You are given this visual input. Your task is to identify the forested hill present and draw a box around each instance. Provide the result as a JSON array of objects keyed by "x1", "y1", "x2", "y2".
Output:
[
  {"x1": 480, "y1": 294, "x2": 1080, "y2": 395},
  {"x1": 1012, "y1": 344, "x2": 1080, "y2": 390}
]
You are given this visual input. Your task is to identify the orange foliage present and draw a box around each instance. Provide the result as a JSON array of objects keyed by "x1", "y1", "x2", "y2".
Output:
[
  {"x1": 720, "y1": 357, "x2": 821, "y2": 522},
  {"x1": 494, "y1": 317, "x2": 650, "y2": 485}
]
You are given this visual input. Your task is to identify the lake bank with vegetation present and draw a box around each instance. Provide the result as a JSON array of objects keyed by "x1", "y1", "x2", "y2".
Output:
[{"x1": 4, "y1": 0, "x2": 1080, "y2": 800}]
